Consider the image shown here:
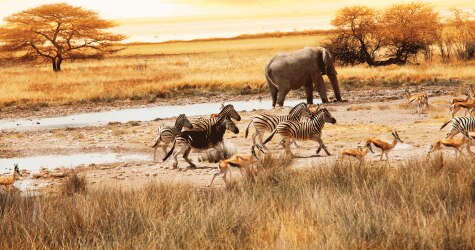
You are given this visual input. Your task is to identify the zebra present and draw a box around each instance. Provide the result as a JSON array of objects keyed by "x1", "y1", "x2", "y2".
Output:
[
  {"x1": 440, "y1": 117, "x2": 475, "y2": 155},
  {"x1": 188, "y1": 104, "x2": 241, "y2": 131},
  {"x1": 151, "y1": 114, "x2": 193, "y2": 161},
  {"x1": 263, "y1": 107, "x2": 336, "y2": 156},
  {"x1": 163, "y1": 116, "x2": 239, "y2": 169},
  {"x1": 244, "y1": 102, "x2": 311, "y2": 150}
]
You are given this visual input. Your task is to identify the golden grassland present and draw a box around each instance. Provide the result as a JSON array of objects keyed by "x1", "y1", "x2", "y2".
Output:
[
  {"x1": 1, "y1": 33, "x2": 475, "y2": 108},
  {"x1": 1, "y1": 154, "x2": 474, "y2": 248}
]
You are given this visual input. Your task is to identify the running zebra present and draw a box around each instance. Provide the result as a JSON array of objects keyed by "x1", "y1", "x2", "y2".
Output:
[
  {"x1": 263, "y1": 107, "x2": 336, "y2": 156},
  {"x1": 163, "y1": 116, "x2": 240, "y2": 169},
  {"x1": 151, "y1": 114, "x2": 193, "y2": 161},
  {"x1": 440, "y1": 117, "x2": 475, "y2": 155},
  {"x1": 245, "y1": 102, "x2": 311, "y2": 149},
  {"x1": 188, "y1": 104, "x2": 241, "y2": 131}
]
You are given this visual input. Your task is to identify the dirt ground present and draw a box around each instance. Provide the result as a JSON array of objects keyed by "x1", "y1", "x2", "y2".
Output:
[{"x1": 0, "y1": 86, "x2": 472, "y2": 194}]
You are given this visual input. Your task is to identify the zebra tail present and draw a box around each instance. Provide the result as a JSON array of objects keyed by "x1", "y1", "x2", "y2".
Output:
[
  {"x1": 440, "y1": 119, "x2": 453, "y2": 130},
  {"x1": 263, "y1": 129, "x2": 277, "y2": 145},
  {"x1": 245, "y1": 118, "x2": 253, "y2": 138},
  {"x1": 163, "y1": 139, "x2": 176, "y2": 162},
  {"x1": 151, "y1": 136, "x2": 161, "y2": 148}
]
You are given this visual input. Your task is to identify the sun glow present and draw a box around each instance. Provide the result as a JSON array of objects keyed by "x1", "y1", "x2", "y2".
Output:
[{"x1": 1, "y1": 0, "x2": 474, "y2": 42}]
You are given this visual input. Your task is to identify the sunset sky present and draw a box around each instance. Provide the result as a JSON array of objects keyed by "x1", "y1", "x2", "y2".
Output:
[{"x1": 1, "y1": 0, "x2": 474, "y2": 42}]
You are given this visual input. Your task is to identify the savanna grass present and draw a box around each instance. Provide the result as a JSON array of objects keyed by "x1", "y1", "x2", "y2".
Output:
[{"x1": 0, "y1": 155, "x2": 473, "y2": 249}]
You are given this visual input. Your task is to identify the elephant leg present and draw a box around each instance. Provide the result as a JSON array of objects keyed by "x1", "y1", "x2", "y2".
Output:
[
  {"x1": 328, "y1": 74, "x2": 342, "y2": 101},
  {"x1": 268, "y1": 81, "x2": 278, "y2": 107},
  {"x1": 304, "y1": 79, "x2": 314, "y2": 105},
  {"x1": 313, "y1": 74, "x2": 328, "y2": 103}
]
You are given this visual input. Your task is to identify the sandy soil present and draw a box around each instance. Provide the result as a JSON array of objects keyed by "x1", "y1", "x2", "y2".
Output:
[{"x1": 0, "y1": 87, "x2": 471, "y2": 194}]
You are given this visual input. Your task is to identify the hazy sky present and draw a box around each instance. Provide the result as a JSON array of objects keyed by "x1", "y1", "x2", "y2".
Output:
[{"x1": 0, "y1": 0, "x2": 473, "y2": 42}]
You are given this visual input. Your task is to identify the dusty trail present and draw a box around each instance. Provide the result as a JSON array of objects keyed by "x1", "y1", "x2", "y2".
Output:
[{"x1": 0, "y1": 91, "x2": 469, "y2": 194}]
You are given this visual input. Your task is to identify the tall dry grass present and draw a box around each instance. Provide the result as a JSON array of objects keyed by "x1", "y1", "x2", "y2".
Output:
[
  {"x1": 1, "y1": 154, "x2": 473, "y2": 249},
  {"x1": 1, "y1": 33, "x2": 474, "y2": 108}
]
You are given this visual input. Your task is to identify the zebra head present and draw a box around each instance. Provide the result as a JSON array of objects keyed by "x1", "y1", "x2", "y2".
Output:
[
  {"x1": 391, "y1": 131, "x2": 403, "y2": 143},
  {"x1": 219, "y1": 104, "x2": 241, "y2": 121},
  {"x1": 314, "y1": 107, "x2": 336, "y2": 124},
  {"x1": 224, "y1": 117, "x2": 240, "y2": 134},
  {"x1": 178, "y1": 114, "x2": 193, "y2": 129},
  {"x1": 289, "y1": 102, "x2": 312, "y2": 118}
]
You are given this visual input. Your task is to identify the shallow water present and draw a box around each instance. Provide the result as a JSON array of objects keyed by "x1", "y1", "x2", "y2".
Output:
[
  {"x1": 0, "y1": 99, "x2": 311, "y2": 131},
  {"x1": 0, "y1": 153, "x2": 150, "y2": 173}
]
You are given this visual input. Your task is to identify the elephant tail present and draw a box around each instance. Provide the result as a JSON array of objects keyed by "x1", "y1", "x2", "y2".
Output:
[{"x1": 265, "y1": 60, "x2": 279, "y2": 89}]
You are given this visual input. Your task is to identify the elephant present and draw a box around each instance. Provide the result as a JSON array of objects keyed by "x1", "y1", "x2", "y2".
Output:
[{"x1": 265, "y1": 47, "x2": 343, "y2": 107}]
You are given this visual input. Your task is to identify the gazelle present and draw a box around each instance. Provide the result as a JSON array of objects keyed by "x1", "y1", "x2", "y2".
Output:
[
  {"x1": 364, "y1": 131, "x2": 403, "y2": 164},
  {"x1": 451, "y1": 85, "x2": 474, "y2": 106},
  {"x1": 340, "y1": 146, "x2": 370, "y2": 164},
  {"x1": 404, "y1": 89, "x2": 429, "y2": 115},
  {"x1": 427, "y1": 136, "x2": 469, "y2": 158},
  {"x1": 0, "y1": 164, "x2": 21, "y2": 190},
  {"x1": 208, "y1": 146, "x2": 262, "y2": 186},
  {"x1": 450, "y1": 98, "x2": 475, "y2": 118}
]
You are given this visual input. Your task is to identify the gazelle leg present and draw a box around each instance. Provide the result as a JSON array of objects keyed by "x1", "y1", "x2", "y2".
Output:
[
  {"x1": 209, "y1": 172, "x2": 221, "y2": 187},
  {"x1": 292, "y1": 139, "x2": 300, "y2": 148},
  {"x1": 379, "y1": 150, "x2": 384, "y2": 161}
]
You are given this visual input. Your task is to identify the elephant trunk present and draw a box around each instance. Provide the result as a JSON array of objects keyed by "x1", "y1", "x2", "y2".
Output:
[{"x1": 328, "y1": 73, "x2": 342, "y2": 102}]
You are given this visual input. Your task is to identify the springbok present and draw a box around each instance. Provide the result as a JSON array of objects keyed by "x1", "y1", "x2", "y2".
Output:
[
  {"x1": 364, "y1": 131, "x2": 403, "y2": 164},
  {"x1": 208, "y1": 146, "x2": 262, "y2": 186},
  {"x1": 427, "y1": 136, "x2": 469, "y2": 158},
  {"x1": 0, "y1": 164, "x2": 21, "y2": 190},
  {"x1": 340, "y1": 146, "x2": 370, "y2": 164}
]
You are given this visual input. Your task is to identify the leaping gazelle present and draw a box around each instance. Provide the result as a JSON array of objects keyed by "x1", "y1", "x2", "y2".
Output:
[{"x1": 364, "y1": 131, "x2": 403, "y2": 165}]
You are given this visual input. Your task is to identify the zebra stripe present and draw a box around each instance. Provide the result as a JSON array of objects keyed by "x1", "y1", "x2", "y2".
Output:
[
  {"x1": 152, "y1": 114, "x2": 192, "y2": 161},
  {"x1": 245, "y1": 102, "x2": 310, "y2": 149},
  {"x1": 263, "y1": 108, "x2": 336, "y2": 155},
  {"x1": 441, "y1": 117, "x2": 475, "y2": 139},
  {"x1": 189, "y1": 104, "x2": 241, "y2": 131}
]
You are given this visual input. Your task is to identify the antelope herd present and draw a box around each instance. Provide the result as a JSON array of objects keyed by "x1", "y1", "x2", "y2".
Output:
[{"x1": 149, "y1": 86, "x2": 475, "y2": 186}]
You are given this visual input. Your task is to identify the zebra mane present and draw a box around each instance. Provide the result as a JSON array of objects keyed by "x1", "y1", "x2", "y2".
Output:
[{"x1": 289, "y1": 102, "x2": 306, "y2": 114}]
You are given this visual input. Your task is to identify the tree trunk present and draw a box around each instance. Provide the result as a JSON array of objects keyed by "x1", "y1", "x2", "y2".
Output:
[{"x1": 51, "y1": 58, "x2": 62, "y2": 72}]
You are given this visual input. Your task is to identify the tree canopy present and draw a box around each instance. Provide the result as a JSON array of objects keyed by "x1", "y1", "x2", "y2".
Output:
[
  {"x1": 326, "y1": 3, "x2": 442, "y2": 66},
  {"x1": 0, "y1": 3, "x2": 126, "y2": 71}
]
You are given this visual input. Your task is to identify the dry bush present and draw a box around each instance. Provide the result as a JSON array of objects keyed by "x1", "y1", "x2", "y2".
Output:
[
  {"x1": 1, "y1": 156, "x2": 473, "y2": 248},
  {"x1": 61, "y1": 171, "x2": 87, "y2": 195}
]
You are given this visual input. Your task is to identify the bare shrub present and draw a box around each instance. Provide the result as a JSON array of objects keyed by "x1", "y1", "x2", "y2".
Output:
[{"x1": 62, "y1": 171, "x2": 87, "y2": 195}]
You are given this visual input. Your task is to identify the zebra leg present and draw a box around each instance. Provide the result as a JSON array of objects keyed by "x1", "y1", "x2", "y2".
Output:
[
  {"x1": 183, "y1": 146, "x2": 197, "y2": 169},
  {"x1": 292, "y1": 139, "x2": 300, "y2": 148},
  {"x1": 258, "y1": 133, "x2": 267, "y2": 150},
  {"x1": 284, "y1": 138, "x2": 294, "y2": 157},
  {"x1": 315, "y1": 138, "x2": 331, "y2": 156},
  {"x1": 172, "y1": 144, "x2": 189, "y2": 169},
  {"x1": 251, "y1": 132, "x2": 258, "y2": 148}
]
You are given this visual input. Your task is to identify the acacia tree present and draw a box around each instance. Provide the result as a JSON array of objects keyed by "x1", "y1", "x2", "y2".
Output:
[
  {"x1": 328, "y1": 6, "x2": 382, "y2": 65},
  {"x1": 0, "y1": 3, "x2": 125, "y2": 71},
  {"x1": 379, "y1": 2, "x2": 441, "y2": 64},
  {"x1": 327, "y1": 3, "x2": 441, "y2": 65}
]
